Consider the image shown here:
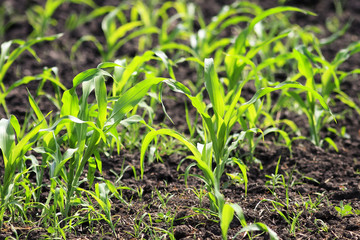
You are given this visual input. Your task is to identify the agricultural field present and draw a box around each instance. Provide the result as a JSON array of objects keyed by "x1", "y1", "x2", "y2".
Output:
[{"x1": 0, "y1": 0, "x2": 360, "y2": 239}]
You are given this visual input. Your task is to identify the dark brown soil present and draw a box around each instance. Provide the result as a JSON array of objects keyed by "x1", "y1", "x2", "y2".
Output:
[{"x1": 1, "y1": 0, "x2": 360, "y2": 239}]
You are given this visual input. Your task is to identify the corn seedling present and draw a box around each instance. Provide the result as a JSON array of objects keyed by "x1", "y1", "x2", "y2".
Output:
[
  {"x1": 71, "y1": 7, "x2": 158, "y2": 62},
  {"x1": 65, "y1": 4, "x2": 115, "y2": 31},
  {"x1": 0, "y1": 34, "x2": 62, "y2": 117},
  {"x1": 154, "y1": 188, "x2": 173, "y2": 209},
  {"x1": 225, "y1": 6, "x2": 315, "y2": 91},
  {"x1": 299, "y1": 192, "x2": 326, "y2": 214},
  {"x1": 273, "y1": 40, "x2": 360, "y2": 148},
  {"x1": 1, "y1": 0, "x2": 360, "y2": 239},
  {"x1": 189, "y1": 2, "x2": 256, "y2": 66},
  {"x1": 26, "y1": 0, "x2": 97, "y2": 38},
  {"x1": 14, "y1": 60, "x2": 173, "y2": 236},
  {"x1": 129, "y1": 0, "x2": 193, "y2": 51},
  {"x1": 141, "y1": 58, "x2": 324, "y2": 239},
  {"x1": 25, "y1": 0, "x2": 65, "y2": 38},
  {"x1": 0, "y1": 115, "x2": 49, "y2": 228},
  {"x1": 142, "y1": 54, "x2": 331, "y2": 237},
  {"x1": 0, "y1": 5, "x2": 28, "y2": 42}
]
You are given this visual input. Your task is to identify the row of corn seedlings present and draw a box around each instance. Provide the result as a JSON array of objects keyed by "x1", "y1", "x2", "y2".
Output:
[{"x1": 1, "y1": 0, "x2": 360, "y2": 238}]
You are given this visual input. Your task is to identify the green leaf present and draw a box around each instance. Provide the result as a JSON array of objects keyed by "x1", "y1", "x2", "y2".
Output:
[
  {"x1": 97, "y1": 62, "x2": 123, "y2": 69},
  {"x1": 154, "y1": 50, "x2": 175, "y2": 80},
  {"x1": 160, "y1": 42, "x2": 198, "y2": 58},
  {"x1": 293, "y1": 47, "x2": 314, "y2": 86},
  {"x1": 239, "y1": 223, "x2": 279, "y2": 240},
  {"x1": 204, "y1": 58, "x2": 225, "y2": 117},
  {"x1": 106, "y1": 77, "x2": 166, "y2": 130},
  {"x1": 239, "y1": 81, "x2": 332, "y2": 116},
  {"x1": 71, "y1": 35, "x2": 104, "y2": 61},
  {"x1": 109, "y1": 21, "x2": 143, "y2": 47},
  {"x1": 221, "y1": 204, "x2": 235, "y2": 240},
  {"x1": 47, "y1": 227, "x2": 55, "y2": 234},
  {"x1": 72, "y1": 68, "x2": 100, "y2": 88},
  {"x1": 87, "y1": 157, "x2": 96, "y2": 186},
  {"x1": 234, "y1": 159, "x2": 248, "y2": 197},
  {"x1": 247, "y1": 32, "x2": 290, "y2": 60},
  {"x1": 248, "y1": 7, "x2": 315, "y2": 34},
  {"x1": 332, "y1": 41, "x2": 360, "y2": 67},
  {"x1": 53, "y1": 148, "x2": 77, "y2": 178},
  {"x1": 102, "y1": 8, "x2": 119, "y2": 44},
  {"x1": 0, "y1": 41, "x2": 12, "y2": 69},
  {"x1": 94, "y1": 74, "x2": 107, "y2": 128},
  {"x1": 140, "y1": 128, "x2": 214, "y2": 186},
  {"x1": 110, "y1": 27, "x2": 159, "y2": 60},
  {"x1": 0, "y1": 118, "x2": 15, "y2": 166},
  {"x1": 231, "y1": 203, "x2": 247, "y2": 227},
  {"x1": 9, "y1": 115, "x2": 20, "y2": 140},
  {"x1": 323, "y1": 137, "x2": 338, "y2": 152},
  {"x1": 113, "y1": 51, "x2": 154, "y2": 94},
  {"x1": 27, "y1": 89, "x2": 48, "y2": 128},
  {"x1": 0, "y1": 34, "x2": 62, "y2": 84},
  {"x1": 11, "y1": 119, "x2": 46, "y2": 168}
]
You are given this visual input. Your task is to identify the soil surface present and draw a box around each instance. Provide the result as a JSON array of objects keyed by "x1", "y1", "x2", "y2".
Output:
[{"x1": 1, "y1": 0, "x2": 360, "y2": 239}]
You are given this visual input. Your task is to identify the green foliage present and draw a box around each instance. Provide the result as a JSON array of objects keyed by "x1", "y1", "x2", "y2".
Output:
[
  {"x1": 335, "y1": 201, "x2": 355, "y2": 217},
  {"x1": 0, "y1": 34, "x2": 62, "y2": 116},
  {"x1": 65, "y1": 5, "x2": 114, "y2": 31},
  {"x1": 0, "y1": 58, "x2": 169, "y2": 233},
  {"x1": 26, "y1": 0, "x2": 97, "y2": 38},
  {"x1": 1, "y1": 0, "x2": 360, "y2": 238},
  {"x1": 26, "y1": 0, "x2": 66, "y2": 38},
  {"x1": 43, "y1": 62, "x2": 168, "y2": 222},
  {"x1": 141, "y1": 58, "x2": 289, "y2": 238},
  {"x1": 225, "y1": 6, "x2": 315, "y2": 90},
  {"x1": 235, "y1": 222, "x2": 279, "y2": 240},
  {"x1": 71, "y1": 7, "x2": 158, "y2": 62},
  {"x1": 0, "y1": 115, "x2": 47, "y2": 227}
]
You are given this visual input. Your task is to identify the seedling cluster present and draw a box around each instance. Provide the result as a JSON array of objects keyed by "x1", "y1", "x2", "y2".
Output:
[{"x1": 0, "y1": 0, "x2": 359, "y2": 239}]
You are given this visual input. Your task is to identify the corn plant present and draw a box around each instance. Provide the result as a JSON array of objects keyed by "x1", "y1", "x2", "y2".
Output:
[
  {"x1": 79, "y1": 182, "x2": 124, "y2": 237},
  {"x1": 65, "y1": 4, "x2": 115, "y2": 31},
  {"x1": 15, "y1": 67, "x2": 66, "y2": 137},
  {"x1": 294, "y1": 41, "x2": 360, "y2": 101},
  {"x1": 26, "y1": 0, "x2": 64, "y2": 38},
  {"x1": 0, "y1": 34, "x2": 62, "y2": 117},
  {"x1": 188, "y1": 2, "x2": 255, "y2": 66},
  {"x1": 34, "y1": 67, "x2": 65, "y2": 111},
  {"x1": 26, "y1": 0, "x2": 97, "y2": 38},
  {"x1": 129, "y1": 0, "x2": 193, "y2": 51},
  {"x1": 225, "y1": 6, "x2": 315, "y2": 91},
  {"x1": 22, "y1": 59, "x2": 176, "y2": 236},
  {"x1": 220, "y1": 7, "x2": 350, "y2": 150},
  {"x1": 271, "y1": 40, "x2": 360, "y2": 147},
  {"x1": 141, "y1": 57, "x2": 331, "y2": 238},
  {"x1": 0, "y1": 5, "x2": 28, "y2": 42},
  {"x1": 0, "y1": 115, "x2": 49, "y2": 228},
  {"x1": 159, "y1": 1, "x2": 263, "y2": 85},
  {"x1": 71, "y1": 7, "x2": 158, "y2": 62},
  {"x1": 110, "y1": 50, "x2": 170, "y2": 97}
]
